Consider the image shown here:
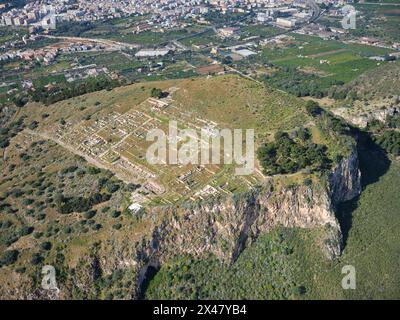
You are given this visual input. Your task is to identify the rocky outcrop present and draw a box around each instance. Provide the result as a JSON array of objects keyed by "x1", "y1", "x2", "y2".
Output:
[
  {"x1": 137, "y1": 147, "x2": 362, "y2": 268},
  {"x1": 332, "y1": 104, "x2": 399, "y2": 129},
  {"x1": 143, "y1": 182, "x2": 342, "y2": 264}
]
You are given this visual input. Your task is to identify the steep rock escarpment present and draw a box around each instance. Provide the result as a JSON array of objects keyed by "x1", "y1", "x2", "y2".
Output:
[
  {"x1": 332, "y1": 104, "x2": 399, "y2": 129},
  {"x1": 31, "y1": 146, "x2": 361, "y2": 299}
]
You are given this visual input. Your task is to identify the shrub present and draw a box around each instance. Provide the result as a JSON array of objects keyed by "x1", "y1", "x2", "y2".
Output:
[
  {"x1": 0, "y1": 250, "x2": 19, "y2": 266},
  {"x1": 63, "y1": 226, "x2": 73, "y2": 234},
  {"x1": 92, "y1": 223, "x2": 102, "y2": 231},
  {"x1": 151, "y1": 88, "x2": 163, "y2": 99},
  {"x1": 56, "y1": 193, "x2": 111, "y2": 214},
  {"x1": 292, "y1": 285, "x2": 307, "y2": 296},
  {"x1": 28, "y1": 121, "x2": 39, "y2": 130},
  {"x1": 303, "y1": 178, "x2": 313, "y2": 186},
  {"x1": 19, "y1": 226, "x2": 34, "y2": 236},
  {"x1": 83, "y1": 210, "x2": 96, "y2": 219},
  {"x1": 87, "y1": 167, "x2": 101, "y2": 175},
  {"x1": 305, "y1": 100, "x2": 323, "y2": 117},
  {"x1": 40, "y1": 241, "x2": 52, "y2": 251},
  {"x1": 101, "y1": 206, "x2": 110, "y2": 213},
  {"x1": 36, "y1": 213, "x2": 46, "y2": 220},
  {"x1": 112, "y1": 223, "x2": 122, "y2": 230},
  {"x1": 33, "y1": 232, "x2": 43, "y2": 239},
  {"x1": 106, "y1": 183, "x2": 120, "y2": 193},
  {"x1": 15, "y1": 267, "x2": 26, "y2": 273},
  {"x1": 31, "y1": 253, "x2": 43, "y2": 265},
  {"x1": 374, "y1": 131, "x2": 400, "y2": 156},
  {"x1": 257, "y1": 129, "x2": 331, "y2": 175},
  {"x1": 111, "y1": 210, "x2": 121, "y2": 218}
]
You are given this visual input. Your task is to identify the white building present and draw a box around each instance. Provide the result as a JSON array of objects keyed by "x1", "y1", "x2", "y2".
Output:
[{"x1": 135, "y1": 49, "x2": 170, "y2": 58}]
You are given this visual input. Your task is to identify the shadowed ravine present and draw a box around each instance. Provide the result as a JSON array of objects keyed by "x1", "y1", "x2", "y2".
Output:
[{"x1": 336, "y1": 130, "x2": 391, "y2": 250}]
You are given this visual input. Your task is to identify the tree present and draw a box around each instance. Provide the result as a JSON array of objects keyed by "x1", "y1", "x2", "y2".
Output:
[
  {"x1": 0, "y1": 250, "x2": 19, "y2": 266},
  {"x1": 151, "y1": 88, "x2": 163, "y2": 99},
  {"x1": 106, "y1": 183, "x2": 120, "y2": 193},
  {"x1": 31, "y1": 253, "x2": 43, "y2": 265},
  {"x1": 257, "y1": 128, "x2": 331, "y2": 175},
  {"x1": 305, "y1": 100, "x2": 323, "y2": 117},
  {"x1": 84, "y1": 210, "x2": 96, "y2": 219},
  {"x1": 40, "y1": 241, "x2": 52, "y2": 251},
  {"x1": 19, "y1": 226, "x2": 34, "y2": 236}
]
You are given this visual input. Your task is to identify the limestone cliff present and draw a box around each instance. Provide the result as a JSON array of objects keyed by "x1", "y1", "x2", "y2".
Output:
[
  {"x1": 133, "y1": 145, "x2": 362, "y2": 287},
  {"x1": 12, "y1": 143, "x2": 361, "y2": 300},
  {"x1": 328, "y1": 146, "x2": 361, "y2": 204}
]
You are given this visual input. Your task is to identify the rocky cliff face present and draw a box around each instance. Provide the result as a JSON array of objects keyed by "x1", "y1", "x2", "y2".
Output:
[
  {"x1": 14, "y1": 144, "x2": 360, "y2": 300},
  {"x1": 134, "y1": 146, "x2": 362, "y2": 282},
  {"x1": 332, "y1": 104, "x2": 399, "y2": 129},
  {"x1": 328, "y1": 146, "x2": 361, "y2": 204},
  {"x1": 144, "y1": 184, "x2": 337, "y2": 264}
]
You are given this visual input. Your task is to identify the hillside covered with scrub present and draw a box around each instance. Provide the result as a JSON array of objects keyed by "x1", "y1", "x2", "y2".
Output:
[{"x1": 0, "y1": 74, "x2": 398, "y2": 300}]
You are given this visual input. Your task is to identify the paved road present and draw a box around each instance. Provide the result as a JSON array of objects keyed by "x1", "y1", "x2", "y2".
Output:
[{"x1": 306, "y1": 0, "x2": 322, "y2": 23}]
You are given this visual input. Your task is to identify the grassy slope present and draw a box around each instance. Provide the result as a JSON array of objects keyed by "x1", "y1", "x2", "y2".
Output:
[
  {"x1": 334, "y1": 60, "x2": 400, "y2": 99},
  {"x1": 2, "y1": 74, "x2": 396, "y2": 299}
]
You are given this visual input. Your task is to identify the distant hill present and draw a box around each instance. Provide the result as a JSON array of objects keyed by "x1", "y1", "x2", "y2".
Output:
[
  {"x1": 330, "y1": 61, "x2": 400, "y2": 128},
  {"x1": 331, "y1": 60, "x2": 400, "y2": 101}
]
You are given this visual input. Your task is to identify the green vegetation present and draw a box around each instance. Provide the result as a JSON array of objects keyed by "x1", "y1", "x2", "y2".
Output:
[
  {"x1": 261, "y1": 67, "x2": 335, "y2": 98},
  {"x1": 257, "y1": 100, "x2": 355, "y2": 176},
  {"x1": 52, "y1": 18, "x2": 208, "y2": 46},
  {"x1": 146, "y1": 229, "x2": 306, "y2": 300},
  {"x1": 0, "y1": 117, "x2": 25, "y2": 149},
  {"x1": 55, "y1": 192, "x2": 111, "y2": 214},
  {"x1": 320, "y1": 4, "x2": 400, "y2": 42},
  {"x1": 257, "y1": 129, "x2": 331, "y2": 175},
  {"x1": 150, "y1": 87, "x2": 163, "y2": 99},
  {"x1": 364, "y1": 114, "x2": 400, "y2": 156},
  {"x1": 30, "y1": 76, "x2": 123, "y2": 106},
  {"x1": 146, "y1": 146, "x2": 400, "y2": 299},
  {"x1": 387, "y1": 114, "x2": 400, "y2": 129},
  {"x1": 0, "y1": 139, "x2": 138, "y2": 286},
  {"x1": 258, "y1": 34, "x2": 392, "y2": 98},
  {"x1": 330, "y1": 61, "x2": 400, "y2": 101},
  {"x1": 373, "y1": 131, "x2": 400, "y2": 156},
  {"x1": 0, "y1": 250, "x2": 19, "y2": 267},
  {"x1": 0, "y1": 63, "x2": 398, "y2": 300},
  {"x1": 0, "y1": 25, "x2": 27, "y2": 44},
  {"x1": 352, "y1": 3, "x2": 400, "y2": 42}
]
